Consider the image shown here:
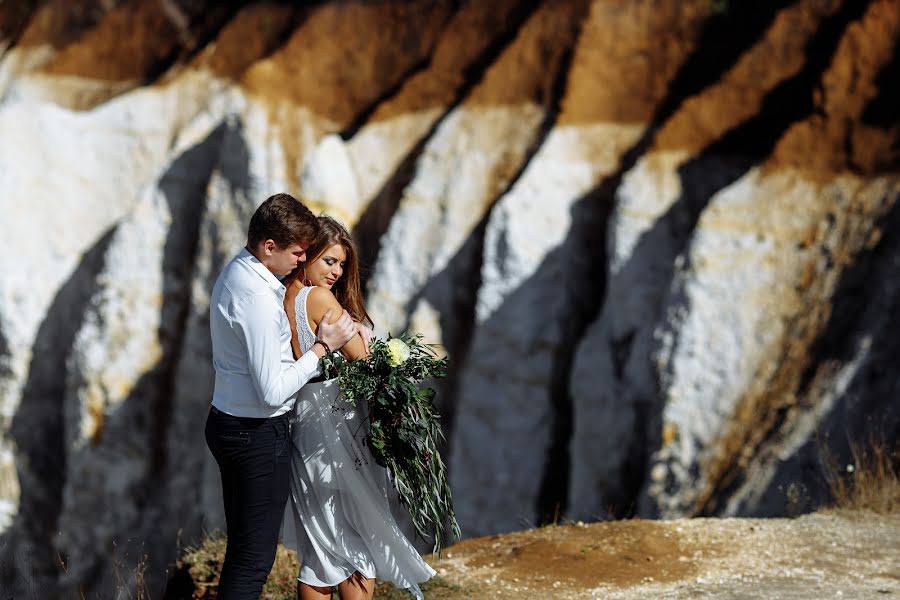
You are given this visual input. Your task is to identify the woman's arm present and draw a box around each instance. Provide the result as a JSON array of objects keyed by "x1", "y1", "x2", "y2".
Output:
[{"x1": 306, "y1": 287, "x2": 369, "y2": 360}]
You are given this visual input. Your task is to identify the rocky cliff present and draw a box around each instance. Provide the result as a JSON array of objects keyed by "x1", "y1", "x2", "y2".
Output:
[{"x1": 0, "y1": 0, "x2": 897, "y2": 596}]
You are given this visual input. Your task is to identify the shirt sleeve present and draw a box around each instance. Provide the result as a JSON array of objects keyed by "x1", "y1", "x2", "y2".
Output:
[{"x1": 235, "y1": 292, "x2": 321, "y2": 408}]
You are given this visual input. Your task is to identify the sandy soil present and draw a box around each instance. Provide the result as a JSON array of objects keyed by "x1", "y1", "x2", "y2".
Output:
[{"x1": 420, "y1": 511, "x2": 899, "y2": 599}]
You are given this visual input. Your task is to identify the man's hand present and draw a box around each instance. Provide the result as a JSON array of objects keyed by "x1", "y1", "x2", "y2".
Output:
[
  {"x1": 355, "y1": 321, "x2": 373, "y2": 354},
  {"x1": 317, "y1": 309, "x2": 356, "y2": 351}
]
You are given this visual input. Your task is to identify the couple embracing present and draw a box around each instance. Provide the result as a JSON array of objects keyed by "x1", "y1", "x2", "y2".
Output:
[{"x1": 205, "y1": 194, "x2": 434, "y2": 599}]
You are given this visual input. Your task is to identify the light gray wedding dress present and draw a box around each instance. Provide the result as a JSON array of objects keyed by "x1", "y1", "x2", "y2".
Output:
[{"x1": 281, "y1": 285, "x2": 435, "y2": 598}]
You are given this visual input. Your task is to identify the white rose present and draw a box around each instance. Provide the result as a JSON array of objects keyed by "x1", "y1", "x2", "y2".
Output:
[{"x1": 386, "y1": 338, "x2": 411, "y2": 366}]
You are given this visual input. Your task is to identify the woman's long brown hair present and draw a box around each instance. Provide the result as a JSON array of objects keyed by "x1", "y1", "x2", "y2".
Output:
[{"x1": 299, "y1": 216, "x2": 373, "y2": 328}]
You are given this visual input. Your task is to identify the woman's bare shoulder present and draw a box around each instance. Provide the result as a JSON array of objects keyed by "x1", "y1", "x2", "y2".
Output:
[
  {"x1": 306, "y1": 286, "x2": 343, "y2": 322},
  {"x1": 307, "y1": 285, "x2": 339, "y2": 304}
]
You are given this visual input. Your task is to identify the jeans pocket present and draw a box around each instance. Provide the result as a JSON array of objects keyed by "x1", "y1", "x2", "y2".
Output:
[{"x1": 220, "y1": 431, "x2": 251, "y2": 447}]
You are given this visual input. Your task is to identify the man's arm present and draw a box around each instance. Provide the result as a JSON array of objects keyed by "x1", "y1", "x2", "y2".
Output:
[{"x1": 238, "y1": 295, "x2": 318, "y2": 407}]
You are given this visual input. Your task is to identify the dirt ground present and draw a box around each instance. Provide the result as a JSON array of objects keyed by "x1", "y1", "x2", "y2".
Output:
[{"x1": 415, "y1": 511, "x2": 899, "y2": 599}]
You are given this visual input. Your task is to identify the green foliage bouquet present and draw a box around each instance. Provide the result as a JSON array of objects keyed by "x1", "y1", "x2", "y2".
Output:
[{"x1": 320, "y1": 332, "x2": 461, "y2": 553}]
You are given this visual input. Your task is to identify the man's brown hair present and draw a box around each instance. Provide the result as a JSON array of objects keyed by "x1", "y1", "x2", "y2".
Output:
[{"x1": 247, "y1": 193, "x2": 318, "y2": 249}]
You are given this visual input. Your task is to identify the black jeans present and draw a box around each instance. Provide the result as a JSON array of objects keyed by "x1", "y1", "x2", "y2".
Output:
[{"x1": 205, "y1": 406, "x2": 291, "y2": 599}]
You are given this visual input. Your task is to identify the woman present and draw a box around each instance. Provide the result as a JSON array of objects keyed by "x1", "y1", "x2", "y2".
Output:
[{"x1": 281, "y1": 217, "x2": 435, "y2": 600}]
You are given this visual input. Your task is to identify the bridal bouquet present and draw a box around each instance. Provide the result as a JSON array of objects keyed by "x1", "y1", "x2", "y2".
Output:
[{"x1": 320, "y1": 333, "x2": 461, "y2": 552}]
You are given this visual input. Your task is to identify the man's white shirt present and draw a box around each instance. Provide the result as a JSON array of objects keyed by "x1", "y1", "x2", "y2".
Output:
[{"x1": 210, "y1": 248, "x2": 320, "y2": 418}]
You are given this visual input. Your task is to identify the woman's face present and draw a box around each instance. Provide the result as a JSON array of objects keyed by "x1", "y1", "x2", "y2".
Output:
[{"x1": 305, "y1": 243, "x2": 347, "y2": 290}]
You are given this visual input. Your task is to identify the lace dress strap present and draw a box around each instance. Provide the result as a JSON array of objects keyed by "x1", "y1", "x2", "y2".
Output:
[{"x1": 294, "y1": 285, "x2": 318, "y2": 354}]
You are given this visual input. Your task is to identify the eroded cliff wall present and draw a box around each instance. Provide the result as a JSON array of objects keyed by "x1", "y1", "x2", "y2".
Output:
[{"x1": 0, "y1": 0, "x2": 897, "y2": 595}]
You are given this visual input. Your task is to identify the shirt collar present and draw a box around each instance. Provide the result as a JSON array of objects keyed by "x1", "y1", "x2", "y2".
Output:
[{"x1": 237, "y1": 247, "x2": 286, "y2": 296}]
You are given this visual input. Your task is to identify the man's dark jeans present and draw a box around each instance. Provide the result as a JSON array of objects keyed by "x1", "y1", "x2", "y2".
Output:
[{"x1": 205, "y1": 406, "x2": 291, "y2": 599}]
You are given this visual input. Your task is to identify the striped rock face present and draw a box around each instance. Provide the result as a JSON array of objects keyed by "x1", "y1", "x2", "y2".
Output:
[{"x1": 0, "y1": 0, "x2": 897, "y2": 595}]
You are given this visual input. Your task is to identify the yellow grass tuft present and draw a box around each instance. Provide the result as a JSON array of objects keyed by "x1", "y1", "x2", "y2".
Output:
[
  {"x1": 172, "y1": 533, "x2": 459, "y2": 599},
  {"x1": 824, "y1": 437, "x2": 900, "y2": 514},
  {"x1": 175, "y1": 533, "x2": 299, "y2": 599}
]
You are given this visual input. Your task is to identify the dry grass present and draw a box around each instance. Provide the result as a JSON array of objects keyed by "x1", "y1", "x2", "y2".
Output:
[
  {"x1": 173, "y1": 534, "x2": 458, "y2": 599},
  {"x1": 112, "y1": 550, "x2": 150, "y2": 600},
  {"x1": 175, "y1": 533, "x2": 299, "y2": 599},
  {"x1": 824, "y1": 438, "x2": 900, "y2": 514}
]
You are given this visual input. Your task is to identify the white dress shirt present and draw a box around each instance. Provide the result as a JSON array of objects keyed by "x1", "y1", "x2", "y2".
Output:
[{"x1": 210, "y1": 248, "x2": 321, "y2": 418}]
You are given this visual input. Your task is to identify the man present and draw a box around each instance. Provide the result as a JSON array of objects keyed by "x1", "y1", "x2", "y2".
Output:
[{"x1": 205, "y1": 193, "x2": 357, "y2": 598}]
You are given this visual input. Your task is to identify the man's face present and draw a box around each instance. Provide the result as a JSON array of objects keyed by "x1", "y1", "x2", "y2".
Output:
[{"x1": 266, "y1": 241, "x2": 308, "y2": 277}]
